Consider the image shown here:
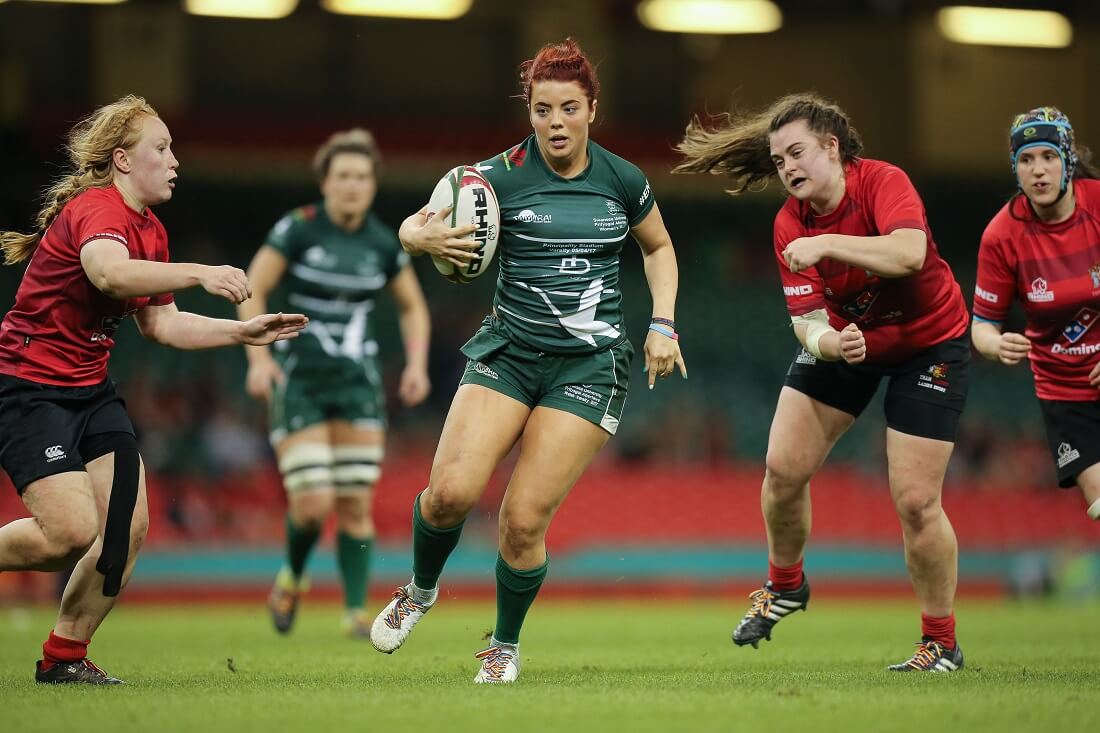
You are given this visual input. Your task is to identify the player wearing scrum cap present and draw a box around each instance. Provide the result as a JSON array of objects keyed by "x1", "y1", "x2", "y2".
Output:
[
  {"x1": 238, "y1": 129, "x2": 432, "y2": 638},
  {"x1": 367, "y1": 38, "x2": 685, "y2": 684},
  {"x1": 972, "y1": 106, "x2": 1100, "y2": 522},
  {"x1": 676, "y1": 93, "x2": 970, "y2": 672}
]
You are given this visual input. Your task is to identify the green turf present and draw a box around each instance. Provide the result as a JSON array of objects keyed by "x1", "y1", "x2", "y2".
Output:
[{"x1": 1, "y1": 599, "x2": 1098, "y2": 732}]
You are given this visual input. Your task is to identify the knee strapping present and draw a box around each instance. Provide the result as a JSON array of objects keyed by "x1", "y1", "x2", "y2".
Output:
[
  {"x1": 333, "y1": 445, "x2": 383, "y2": 491},
  {"x1": 279, "y1": 443, "x2": 335, "y2": 492},
  {"x1": 82, "y1": 432, "x2": 140, "y2": 598}
]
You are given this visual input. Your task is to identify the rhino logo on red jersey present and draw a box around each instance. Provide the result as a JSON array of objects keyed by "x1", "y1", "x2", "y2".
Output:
[
  {"x1": 1027, "y1": 277, "x2": 1054, "y2": 302},
  {"x1": 1089, "y1": 263, "x2": 1100, "y2": 290}
]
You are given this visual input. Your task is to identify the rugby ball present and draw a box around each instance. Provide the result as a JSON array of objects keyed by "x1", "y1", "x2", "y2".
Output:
[{"x1": 426, "y1": 165, "x2": 499, "y2": 284}]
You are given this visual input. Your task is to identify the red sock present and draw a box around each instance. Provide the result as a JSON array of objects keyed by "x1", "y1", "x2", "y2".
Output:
[
  {"x1": 921, "y1": 613, "x2": 956, "y2": 649},
  {"x1": 42, "y1": 631, "x2": 89, "y2": 666},
  {"x1": 768, "y1": 558, "x2": 804, "y2": 592}
]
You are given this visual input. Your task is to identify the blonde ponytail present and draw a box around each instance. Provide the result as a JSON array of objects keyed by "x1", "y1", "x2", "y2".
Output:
[{"x1": 1, "y1": 95, "x2": 158, "y2": 264}]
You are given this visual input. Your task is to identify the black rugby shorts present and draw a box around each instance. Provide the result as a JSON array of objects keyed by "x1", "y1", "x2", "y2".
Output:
[{"x1": 0, "y1": 374, "x2": 134, "y2": 493}]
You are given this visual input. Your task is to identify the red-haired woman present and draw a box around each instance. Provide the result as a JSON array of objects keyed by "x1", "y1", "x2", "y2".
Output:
[
  {"x1": 367, "y1": 38, "x2": 686, "y2": 683},
  {"x1": 0, "y1": 96, "x2": 306, "y2": 684},
  {"x1": 973, "y1": 106, "x2": 1100, "y2": 520},
  {"x1": 676, "y1": 94, "x2": 969, "y2": 672}
]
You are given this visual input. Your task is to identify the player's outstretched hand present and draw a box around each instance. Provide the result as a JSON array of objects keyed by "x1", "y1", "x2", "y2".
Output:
[
  {"x1": 998, "y1": 331, "x2": 1031, "y2": 366},
  {"x1": 239, "y1": 312, "x2": 308, "y2": 346},
  {"x1": 400, "y1": 206, "x2": 479, "y2": 266},
  {"x1": 398, "y1": 365, "x2": 431, "y2": 407},
  {"x1": 1089, "y1": 360, "x2": 1100, "y2": 389},
  {"x1": 839, "y1": 323, "x2": 866, "y2": 364},
  {"x1": 644, "y1": 329, "x2": 687, "y2": 390},
  {"x1": 200, "y1": 265, "x2": 252, "y2": 305}
]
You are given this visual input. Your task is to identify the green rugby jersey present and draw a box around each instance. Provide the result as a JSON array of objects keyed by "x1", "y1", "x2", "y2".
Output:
[
  {"x1": 265, "y1": 202, "x2": 408, "y2": 372},
  {"x1": 475, "y1": 135, "x2": 655, "y2": 354}
]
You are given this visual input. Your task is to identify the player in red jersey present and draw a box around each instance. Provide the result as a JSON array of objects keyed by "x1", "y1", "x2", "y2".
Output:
[
  {"x1": 972, "y1": 106, "x2": 1100, "y2": 520},
  {"x1": 0, "y1": 95, "x2": 307, "y2": 685},
  {"x1": 676, "y1": 93, "x2": 969, "y2": 672}
]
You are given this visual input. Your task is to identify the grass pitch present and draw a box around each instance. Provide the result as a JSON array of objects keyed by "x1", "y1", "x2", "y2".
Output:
[{"x1": 1, "y1": 599, "x2": 1097, "y2": 733}]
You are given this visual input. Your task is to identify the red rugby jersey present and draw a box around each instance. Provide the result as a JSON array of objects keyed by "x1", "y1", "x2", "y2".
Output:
[
  {"x1": 775, "y1": 158, "x2": 968, "y2": 364},
  {"x1": 974, "y1": 179, "x2": 1100, "y2": 401},
  {"x1": 0, "y1": 185, "x2": 174, "y2": 386}
]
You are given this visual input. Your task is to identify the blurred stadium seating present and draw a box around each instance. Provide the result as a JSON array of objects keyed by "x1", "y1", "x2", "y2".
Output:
[{"x1": 2, "y1": 0, "x2": 1099, "y2": 602}]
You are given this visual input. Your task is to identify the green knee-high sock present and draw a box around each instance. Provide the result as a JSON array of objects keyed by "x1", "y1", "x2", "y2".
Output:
[
  {"x1": 337, "y1": 532, "x2": 373, "y2": 609},
  {"x1": 412, "y1": 492, "x2": 464, "y2": 590},
  {"x1": 286, "y1": 515, "x2": 321, "y2": 580},
  {"x1": 494, "y1": 553, "x2": 549, "y2": 645}
]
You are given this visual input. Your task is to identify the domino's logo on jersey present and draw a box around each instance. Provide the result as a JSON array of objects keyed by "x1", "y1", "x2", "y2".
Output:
[
  {"x1": 1027, "y1": 277, "x2": 1054, "y2": 302},
  {"x1": 1063, "y1": 307, "x2": 1100, "y2": 343}
]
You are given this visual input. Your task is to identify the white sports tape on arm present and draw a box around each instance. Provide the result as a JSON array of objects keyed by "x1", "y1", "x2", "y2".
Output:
[{"x1": 791, "y1": 308, "x2": 837, "y2": 359}]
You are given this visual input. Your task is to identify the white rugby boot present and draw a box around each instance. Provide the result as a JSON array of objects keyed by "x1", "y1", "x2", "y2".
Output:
[
  {"x1": 369, "y1": 583, "x2": 437, "y2": 653},
  {"x1": 473, "y1": 641, "x2": 520, "y2": 684}
]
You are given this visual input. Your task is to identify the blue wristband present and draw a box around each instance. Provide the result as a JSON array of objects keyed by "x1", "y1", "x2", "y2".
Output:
[{"x1": 648, "y1": 324, "x2": 678, "y2": 340}]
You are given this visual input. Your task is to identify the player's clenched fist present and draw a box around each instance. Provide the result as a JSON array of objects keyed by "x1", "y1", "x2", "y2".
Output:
[
  {"x1": 838, "y1": 323, "x2": 866, "y2": 364},
  {"x1": 997, "y1": 331, "x2": 1031, "y2": 366},
  {"x1": 782, "y1": 235, "x2": 828, "y2": 273}
]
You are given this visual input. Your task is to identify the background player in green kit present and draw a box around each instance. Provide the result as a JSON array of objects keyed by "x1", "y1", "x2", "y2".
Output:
[
  {"x1": 238, "y1": 129, "x2": 432, "y2": 637},
  {"x1": 368, "y1": 39, "x2": 686, "y2": 683}
]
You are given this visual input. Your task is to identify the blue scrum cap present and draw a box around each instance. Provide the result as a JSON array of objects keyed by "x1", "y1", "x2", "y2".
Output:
[{"x1": 1010, "y1": 106, "x2": 1077, "y2": 193}]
